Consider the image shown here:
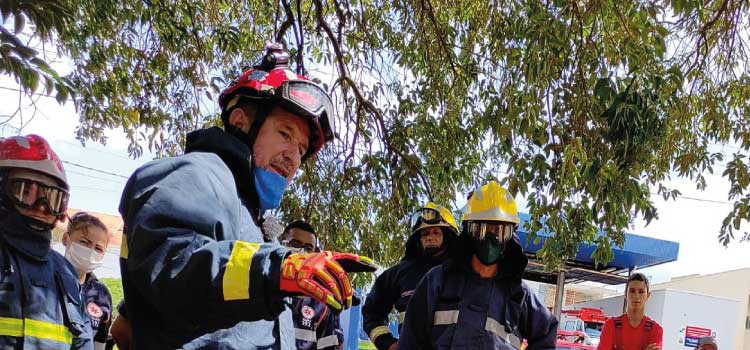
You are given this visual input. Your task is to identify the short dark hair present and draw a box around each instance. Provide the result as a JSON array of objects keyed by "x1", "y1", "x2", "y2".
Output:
[
  {"x1": 627, "y1": 272, "x2": 650, "y2": 292},
  {"x1": 221, "y1": 100, "x2": 259, "y2": 128},
  {"x1": 282, "y1": 219, "x2": 316, "y2": 240}
]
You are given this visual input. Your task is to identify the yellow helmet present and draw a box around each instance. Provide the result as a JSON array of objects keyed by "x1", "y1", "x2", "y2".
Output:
[
  {"x1": 463, "y1": 181, "x2": 520, "y2": 224},
  {"x1": 410, "y1": 202, "x2": 460, "y2": 236}
]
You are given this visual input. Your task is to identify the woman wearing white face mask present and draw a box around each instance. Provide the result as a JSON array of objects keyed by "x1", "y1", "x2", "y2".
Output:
[{"x1": 63, "y1": 211, "x2": 112, "y2": 350}]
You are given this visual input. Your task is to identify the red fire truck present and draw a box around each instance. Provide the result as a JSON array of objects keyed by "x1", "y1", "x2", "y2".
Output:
[{"x1": 558, "y1": 308, "x2": 608, "y2": 347}]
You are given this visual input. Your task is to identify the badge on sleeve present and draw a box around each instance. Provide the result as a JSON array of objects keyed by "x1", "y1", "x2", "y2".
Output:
[{"x1": 301, "y1": 305, "x2": 315, "y2": 319}]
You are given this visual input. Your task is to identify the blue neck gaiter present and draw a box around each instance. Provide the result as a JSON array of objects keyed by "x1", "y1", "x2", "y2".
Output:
[{"x1": 253, "y1": 167, "x2": 288, "y2": 210}]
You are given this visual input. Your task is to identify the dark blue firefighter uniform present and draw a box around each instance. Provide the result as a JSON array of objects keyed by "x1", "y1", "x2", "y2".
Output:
[
  {"x1": 0, "y1": 211, "x2": 94, "y2": 349},
  {"x1": 118, "y1": 127, "x2": 293, "y2": 350},
  {"x1": 399, "y1": 235, "x2": 558, "y2": 350},
  {"x1": 363, "y1": 226, "x2": 457, "y2": 350},
  {"x1": 81, "y1": 273, "x2": 112, "y2": 350},
  {"x1": 292, "y1": 297, "x2": 344, "y2": 350}
]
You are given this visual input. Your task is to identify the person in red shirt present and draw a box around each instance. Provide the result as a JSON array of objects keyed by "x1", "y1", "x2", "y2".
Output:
[{"x1": 598, "y1": 272, "x2": 663, "y2": 350}]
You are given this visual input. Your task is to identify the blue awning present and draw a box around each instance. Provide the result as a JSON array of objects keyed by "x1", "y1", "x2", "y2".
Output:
[{"x1": 515, "y1": 213, "x2": 680, "y2": 285}]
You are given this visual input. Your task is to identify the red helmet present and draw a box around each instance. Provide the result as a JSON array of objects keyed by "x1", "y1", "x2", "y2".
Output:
[
  {"x1": 0, "y1": 135, "x2": 69, "y2": 217},
  {"x1": 219, "y1": 43, "x2": 334, "y2": 159},
  {"x1": 0, "y1": 134, "x2": 68, "y2": 188}
]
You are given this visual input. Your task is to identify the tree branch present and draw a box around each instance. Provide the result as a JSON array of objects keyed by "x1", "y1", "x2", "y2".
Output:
[
  {"x1": 276, "y1": 0, "x2": 296, "y2": 45},
  {"x1": 312, "y1": 0, "x2": 434, "y2": 200}
]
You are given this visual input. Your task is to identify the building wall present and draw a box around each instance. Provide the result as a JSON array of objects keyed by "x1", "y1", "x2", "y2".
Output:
[
  {"x1": 525, "y1": 280, "x2": 618, "y2": 310},
  {"x1": 572, "y1": 289, "x2": 739, "y2": 350},
  {"x1": 652, "y1": 268, "x2": 750, "y2": 350}
]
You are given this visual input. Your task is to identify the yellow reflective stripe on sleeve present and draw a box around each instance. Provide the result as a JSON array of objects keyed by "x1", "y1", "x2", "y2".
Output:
[
  {"x1": 0, "y1": 317, "x2": 23, "y2": 337},
  {"x1": 368, "y1": 325, "x2": 390, "y2": 343},
  {"x1": 398, "y1": 311, "x2": 406, "y2": 324},
  {"x1": 223, "y1": 241, "x2": 261, "y2": 300},
  {"x1": 120, "y1": 234, "x2": 129, "y2": 259},
  {"x1": 25, "y1": 318, "x2": 73, "y2": 344},
  {"x1": 0, "y1": 317, "x2": 73, "y2": 344}
]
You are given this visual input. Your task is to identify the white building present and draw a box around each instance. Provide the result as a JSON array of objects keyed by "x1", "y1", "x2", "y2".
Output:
[{"x1": 651, "y1": 268, "x2": 750, "y2": 350}]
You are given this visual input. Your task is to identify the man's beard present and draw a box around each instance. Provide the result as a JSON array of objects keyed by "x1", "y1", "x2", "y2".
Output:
[{"x1": 423, "y1": 245, "x2": 443, "y2": 256}]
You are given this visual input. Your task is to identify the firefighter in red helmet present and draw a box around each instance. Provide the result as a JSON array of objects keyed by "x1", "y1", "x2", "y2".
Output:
[
  {"x1": 118, "y1": 43, "x2": 376, "y2": 349},
  {"x1": 0, "y1": 134, "x2": 94, "y2": 349}
]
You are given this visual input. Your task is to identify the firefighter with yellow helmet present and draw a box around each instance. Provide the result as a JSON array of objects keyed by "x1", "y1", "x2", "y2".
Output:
[
  {"x1": 363, "y1": 202, "x2": 460, "y2": 350},
  {"x1": 399, "y1": 181, "x2": 558, "y2": 350}
]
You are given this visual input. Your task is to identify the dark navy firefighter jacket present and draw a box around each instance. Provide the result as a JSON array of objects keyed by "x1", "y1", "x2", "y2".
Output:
[
  {"x1": 398, "y1": 234, "x2": 558, "y2": 350},
  {"x1": 118, "y1": 127, "x2": 294, "y2": 350},
  {"x1": 292, "y1": 297, "x2": 344, "y2": 350},
  {"x1": 0, "y1": 210, "x2": 94, "y2": 349},
  {"x1": 363, "y1": 227, "x2": 457, "y2": 350},
  {"x1": 82, "y1": 273, "x2": 112, "y2": 349}
]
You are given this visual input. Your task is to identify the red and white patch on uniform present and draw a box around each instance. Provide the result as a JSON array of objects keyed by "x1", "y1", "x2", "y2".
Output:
[
  {"x1": 86, "y1": 302, "x2": 103, "y2": 318},
  {"x1": 301, "y1": 305, "x2": 315, "y2": 319}
]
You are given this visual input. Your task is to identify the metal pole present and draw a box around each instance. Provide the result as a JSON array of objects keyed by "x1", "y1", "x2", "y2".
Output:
[{"x1": 554, "y1": 261, "x2": 566, "y2": 320}]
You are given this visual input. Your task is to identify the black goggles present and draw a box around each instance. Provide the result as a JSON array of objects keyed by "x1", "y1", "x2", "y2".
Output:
[
  {"x1": 410, "y1": 207, "x2": 455, "y2": 228},
  {"x1": 464, "y1": 221, "x2": 515, "y2": 242},
  {"x1": 411, "y1": 208, "x2": 441, "y2": 226},
  {"x1": 3, "y1": 178, "x2": 69, "y2": 216}
]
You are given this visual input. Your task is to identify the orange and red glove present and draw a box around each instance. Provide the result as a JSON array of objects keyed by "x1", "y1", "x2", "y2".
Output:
[{"x1": 280, "y1": 251, "x2": 377, "y2": 310}]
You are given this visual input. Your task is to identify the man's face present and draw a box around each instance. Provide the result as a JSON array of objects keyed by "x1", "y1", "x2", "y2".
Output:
[
  {"x1": 284, "y1": 228, "x2": 317, "y2": 253},
  {"x1": 7, "y1": 169, "x2": 60, "y2": 225},
  {"x1": 247, "y1": 106, "x2": 311, "y2": 183},
  {"x1": 419, "y1": 226, "x2": 444, "y2": 251},
  {"x1": 626, "y1": 280, "x2": 650, "y2": 312}
]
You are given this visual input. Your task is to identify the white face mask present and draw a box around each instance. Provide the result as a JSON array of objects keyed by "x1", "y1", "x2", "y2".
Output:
[{"x1": 64, "y1": 241, "x2": 105, "y2": 274}]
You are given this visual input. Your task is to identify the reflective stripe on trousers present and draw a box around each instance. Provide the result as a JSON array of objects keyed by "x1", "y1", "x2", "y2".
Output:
[
  {"x1": 432, "y1": 310, "x2": 521, "y2": 347},
  {"x1": 296, "y1": 328, "x2": 340, "y2": 349},
  {"x1": 317, "y1": 334, "x2": 339, "y2": 349},
  {"x1": 295, "y1": 328, "x2": 317, "y2": 342}
]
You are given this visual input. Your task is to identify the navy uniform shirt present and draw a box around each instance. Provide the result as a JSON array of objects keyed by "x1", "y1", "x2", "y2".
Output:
[{"x1": 83, "y1": 273, "x2": 113, "y2": 346}]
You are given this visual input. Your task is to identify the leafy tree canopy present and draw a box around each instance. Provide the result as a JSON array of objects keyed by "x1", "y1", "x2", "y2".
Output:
[{"x1": 2, "y1": 0, "x2": 749, "y2": 271}]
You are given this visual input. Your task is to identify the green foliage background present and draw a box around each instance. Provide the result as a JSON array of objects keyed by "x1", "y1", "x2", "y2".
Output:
[{"x1": 2, "y1": 0, "x2": 749, "y2": 272}]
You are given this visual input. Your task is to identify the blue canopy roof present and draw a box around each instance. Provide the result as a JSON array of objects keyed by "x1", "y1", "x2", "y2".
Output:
[{"x1": 515, "y1": 213, "x2": 680, "y2": 285}]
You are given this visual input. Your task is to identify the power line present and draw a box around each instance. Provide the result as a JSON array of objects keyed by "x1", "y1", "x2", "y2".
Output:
[
  {"x1": 0, "y1": 85, "x2": 58, "y2": 99},
  {"x1": 69, "y1": 185, "x2": 121, "y2": 194},
  {"x1": 62, "y1": 160, "x2": 129, "y2": 179},
  {"x1": 61, "y1": 140, "x2": 135, "y2": 161},
  {"x1": 649, "y1": 192, "x2": 732, "y2": 205},
  {"x1": 66, "y1": 169, "x2": 127, "y2": 184}
]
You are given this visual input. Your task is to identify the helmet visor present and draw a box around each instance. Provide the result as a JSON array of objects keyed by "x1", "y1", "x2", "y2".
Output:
[
  {"x1": 4, "y1": 178, "x2": 69, "y2": 216},
  {"x1": 278, "y1": 80, "x2": 334, "y2": 143},
  {"x1": 410, "y1": 207, "x2": 456, "y2": 231},
  {"x1": 464, "y1": 221, "x2": 515, "y2": 243}
]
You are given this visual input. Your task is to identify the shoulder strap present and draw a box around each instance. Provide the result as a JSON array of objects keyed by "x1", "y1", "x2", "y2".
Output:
[
  {"x1": 642, "y1": 318, "x2": 655, "y2": 348},
  {"x1": 613, "y1": 315, "x2": 624, "y2": 350}
]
